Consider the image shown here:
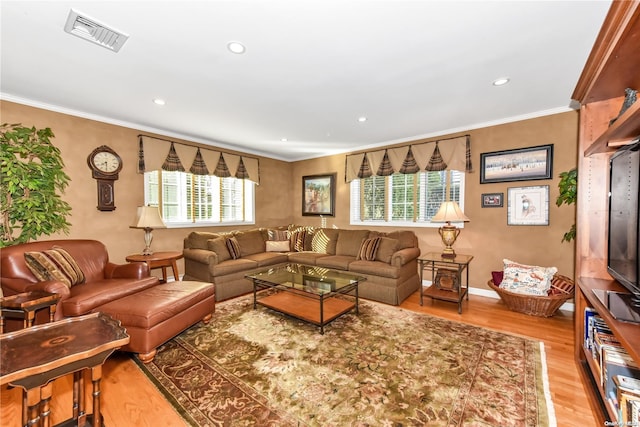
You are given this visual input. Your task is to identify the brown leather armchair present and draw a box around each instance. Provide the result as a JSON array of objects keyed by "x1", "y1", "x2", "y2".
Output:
[{"x1": 1, "y1": 239, "x2": 160, "y2": 323}]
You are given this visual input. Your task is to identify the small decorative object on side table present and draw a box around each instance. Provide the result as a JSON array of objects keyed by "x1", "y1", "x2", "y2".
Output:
[
  {"x1": 0, "y1": 290, "x2": 60, "y2": 333},
  {"x1": 418, "y1": 252, "x2": 474, "y2": 314},
  {"x1": 126, "y1": 251, "x2": 183, "y2": 283}
]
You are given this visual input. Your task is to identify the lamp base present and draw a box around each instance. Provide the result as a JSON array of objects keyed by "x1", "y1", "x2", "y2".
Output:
[
  {"x1": 142, "y1": 228, "x2": 154, "y2": 256},
  {"x1": 440, "y1": 249, "x2": 456, "y2": 259},
  {"x1": 438, "y1": 224, "x2": 461, "y2": 260}
]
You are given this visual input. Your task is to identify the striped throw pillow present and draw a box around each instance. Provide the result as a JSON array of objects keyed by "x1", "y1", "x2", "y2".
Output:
[
  {"x1": 24, "y1": 247, "x2": 85, "y2": 288},
  {"x1": 357, "y1": 237, "x2": 381, "y2": 261},
  {"x1": 225, "y1": 237, "x2": 241, "y2": 260}
]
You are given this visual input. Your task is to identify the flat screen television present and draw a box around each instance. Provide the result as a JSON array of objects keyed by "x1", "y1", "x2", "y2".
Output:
[{"x1": 600, "y1": 139, "x2": 640, "y2": 323}]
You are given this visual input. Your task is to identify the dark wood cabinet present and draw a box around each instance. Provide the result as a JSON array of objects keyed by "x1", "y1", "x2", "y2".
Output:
[{"x1": 572, "y1": 1, "x2": 640, "y2": 425}]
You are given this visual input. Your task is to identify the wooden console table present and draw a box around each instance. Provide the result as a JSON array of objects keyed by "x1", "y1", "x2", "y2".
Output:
[{"x1": 0, "y1": 312, "x2": 129, "y2": 427}]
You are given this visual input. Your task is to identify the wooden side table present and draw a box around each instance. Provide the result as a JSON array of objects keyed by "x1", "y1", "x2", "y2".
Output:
[
  {"x1": 0, "y1": 312, "x2": 129, "y2": 427},
  {"x1": 0, "y1": 290, "x2": 61, "y2": 333},
  {"x1": 126, "y1": 251, "x2": 183, "y2": 283},
  {"x1": 418, "y1": 252, "x2": 473, "y2": 313}
]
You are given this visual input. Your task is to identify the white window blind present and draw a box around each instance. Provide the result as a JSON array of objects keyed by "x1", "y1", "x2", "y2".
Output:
[
  {"x1": 350, "y1": 170, "x2": 465, "y2": 227},
  {"x1": 144, "y1": 171, "x2": 255, "y2": 227}
]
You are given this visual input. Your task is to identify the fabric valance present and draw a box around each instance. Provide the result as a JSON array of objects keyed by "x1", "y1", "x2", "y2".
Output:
[
  {"x1": 345, "y1": 135, "x2": 472, "y2": 183},
  {"x1": 137, "y1": 135, "x2": 260, "y2": 184}
]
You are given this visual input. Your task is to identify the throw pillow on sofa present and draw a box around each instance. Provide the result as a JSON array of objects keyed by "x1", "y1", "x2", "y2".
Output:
[
  {"x1": 24, "y1": 247, "x2": 85, "y2": 288},
  {"x1": 266, "y1": 240, "x2": 290, "y2": 252},
  {"x1": 499, "y1": 259, "x2": 557, "y2": 296},
  {"x1": 225, "y1": 237, "x2": 242, "y2": 260},
  {"x1": 357, "y1": 237, "x2": 381, "y2": 261}
]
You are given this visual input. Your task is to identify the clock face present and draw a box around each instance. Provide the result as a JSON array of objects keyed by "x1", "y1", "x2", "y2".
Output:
[{"x1": 93, "y1": 151, "x2": 121, "y2": 173}]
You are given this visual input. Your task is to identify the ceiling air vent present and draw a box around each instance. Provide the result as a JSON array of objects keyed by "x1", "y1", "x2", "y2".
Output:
[{"x1": 64, "y1": 9, "x2": 129, "y2": 52}]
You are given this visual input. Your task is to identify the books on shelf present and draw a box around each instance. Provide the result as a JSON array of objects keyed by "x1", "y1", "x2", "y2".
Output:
[{"x1": 583, "y1": 307, "x2": 640, "y2": 423}]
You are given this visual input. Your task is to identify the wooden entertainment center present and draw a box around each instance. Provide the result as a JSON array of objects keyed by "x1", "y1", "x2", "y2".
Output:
[{"x1": 572, "y1": 1, "x2": 640, "y2": 425}]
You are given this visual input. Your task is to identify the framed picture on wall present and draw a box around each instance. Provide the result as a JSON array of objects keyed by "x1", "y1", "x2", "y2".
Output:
[
  {"x1": 302, "y1": 173, "x2": 336, "y2": 216},
  {"x1": 480, "y1": 144, "x2": 553, "y2": 184},
  {"x1": 507, "y1": 185, "x2": 549, "y2": 225},
  {"x1": 481, "y1": 193, "x2": 503, "y2": 208}
]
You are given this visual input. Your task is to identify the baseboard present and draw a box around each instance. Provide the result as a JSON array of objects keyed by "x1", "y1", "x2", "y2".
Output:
[{"x1": 422, "y1": 280, "x2": 575, "y2": 313}]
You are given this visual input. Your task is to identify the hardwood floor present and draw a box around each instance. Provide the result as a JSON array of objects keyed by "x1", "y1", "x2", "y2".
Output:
[{"x1": 1, "y1": 291, "x2": 596, "y2": 426}]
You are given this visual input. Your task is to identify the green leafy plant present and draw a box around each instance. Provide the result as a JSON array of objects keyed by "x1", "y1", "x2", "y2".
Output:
[
  {"x1": 1, "y1": 123, "x2": 72, "y2": 247},
  {"x1": 556, "y1": 167, "x2": 577, "y2": 243}
]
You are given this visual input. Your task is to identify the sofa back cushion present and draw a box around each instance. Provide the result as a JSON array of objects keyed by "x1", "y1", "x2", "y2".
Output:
[
  {"x1": 311, "y1": 228, "x2": 339, "y2": 254},
  {"x1": 384, "y1": 230, "x2": 417, "y2": 250},
  {"x1": 235, "y1": 229, "x2": 265, "y2": 257},
  {"x1": 186, "y1": 232, "x2": 221, "y2": 250},
  {"x1": 375, "y1": 237, "x2": 400, "y2": 263},
  {"x1": 207, "y1": 237, "x2": 231, "y2": 262},
  {"x1": 336, "y1": 229, "x2": 370, "y2": 257}
]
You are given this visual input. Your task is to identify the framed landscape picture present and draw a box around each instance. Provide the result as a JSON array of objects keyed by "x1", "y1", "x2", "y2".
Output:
[
  {"x1": 507, "y1": 185, "x2": 549, "y2": 226},
  {"x1": 480, "y1": 144, "x2": 553, "y2": 184},
  {"x1": 302, "y1": 173, "x2": 336, "y2": 216}
]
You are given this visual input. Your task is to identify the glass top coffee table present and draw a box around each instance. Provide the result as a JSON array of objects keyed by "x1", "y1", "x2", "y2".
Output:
[{"x1": 246, "y1": 264, "x2": 366, "y2": 334}]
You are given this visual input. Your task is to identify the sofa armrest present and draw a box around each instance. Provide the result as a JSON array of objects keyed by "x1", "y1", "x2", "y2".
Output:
[
  {"x1": 391, "y1": 247, "x2": 420, "y2": 267},
  {"x1": 183, "y1": 248, "x2": 219, "y2": 266},
  {"x1": 104, "y1": 262, "x2": 150, "y2": 279}
]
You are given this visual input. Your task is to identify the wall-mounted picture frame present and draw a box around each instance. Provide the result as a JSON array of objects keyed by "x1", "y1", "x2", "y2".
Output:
[
  {"x1": 302, "y1": 173, "x2": 336, "y2": 216},
  {"x1": 480, "y1": 144, "x2": 553, "y2": 184},
  {"x1": 481, "y1": 192, "x2": 503, "y2": 208},
  {"x1": 507, "y1": 185, "x2": 549, "y2": 226}
]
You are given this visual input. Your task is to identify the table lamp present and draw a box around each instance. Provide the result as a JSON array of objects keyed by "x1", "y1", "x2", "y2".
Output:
[
  {"x1": 431, "y1": 201, "x2": 469, "y2": 258},
  {"x1": 130, "y1": 206, "x2": 166, "y2": 255}
]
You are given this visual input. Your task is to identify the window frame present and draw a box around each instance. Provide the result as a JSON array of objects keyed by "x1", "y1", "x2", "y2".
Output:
[
  {"x1": 350, "y1": 170, "x2": 466, "y2": 228},
  {"x1": 144, "y1": 170, "x2": 255, "y2": 228}
]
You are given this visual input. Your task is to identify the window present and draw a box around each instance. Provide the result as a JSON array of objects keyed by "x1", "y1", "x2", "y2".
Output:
[
  {"x1": 350, "y1": 170, "x2": 465, "y2": 227},
  {"x1": 144, "y1": 171, "x2": 255, "y2": 227}
]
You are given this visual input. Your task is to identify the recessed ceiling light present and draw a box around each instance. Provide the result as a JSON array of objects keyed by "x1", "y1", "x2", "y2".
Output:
[
  {"x1": 492, "y1": 77, "x2": 510, "y2": 86},
  {"x1": 153, "y1": 98, "x2": 166, "y2": 106},
  {"x1": 281, "y1": 138, "x2": 288, "y2": 142},
  {"x1": 358, "y1": 116, "x2": 367, "y2": 122},
  {"x1": 227, "y1": 41, "x2": 246, "y2": 54}
]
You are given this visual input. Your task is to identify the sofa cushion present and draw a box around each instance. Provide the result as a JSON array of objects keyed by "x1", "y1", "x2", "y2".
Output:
[
  {"x1": 244, "y1": 252, "x2": 288, "y2": 267},
  {"x1": 225, "y1": 237, "x2": 242, "y2": 260},
  {"x1": 356, "y1": 237, "x2": 381, "y2": 261},
  {"x1": 207, "y1": 237, "x2": 231, "y2": 262},
  {"x1": 311, "y1": 228, "x2": 339, "y2": 254},
  {"x1": 375, "y1": 237, "x2": 399, "y2": 263},
  {"x1": 287, "y1": 251, "x2": 330, "y2": 266},
  {"x1": 236, "y1": 229, "x2": 266, "y2": 257},
  {"x1": 24, "y1": 247, "x2": 86, "y2": 288},
  {"x1": 187, "y1": 231, "x2": 221, "y2": 250},
  {"x1": 290, "y1": 229, "x2": 308, "y2": 252},
  {"x1": 335, "y1": 229, "x2": 370, "y2": 257},
  {"x1": 212, "y1": 258, "x2": 259, "y2": 276},
  {"x1": 316, "y1": 255, "x2": 354, "y2": 271},
  {"x1": 62, "y1": 277, "x2": 159, "y2": 316},
  {"x1": 348, "y1": 260, "x2": 400, "y2": 279},
  {"x1": 384, "y1": 231, "x2": 417, "y2": 250}
]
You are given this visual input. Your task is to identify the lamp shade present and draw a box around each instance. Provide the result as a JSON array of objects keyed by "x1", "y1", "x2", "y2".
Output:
[
  {"x1": 130, "y1": 206, "x2": 166, "y2": 229},
  {"x1": 431, "y1": 201, "x2": 470, "y2": 223}
]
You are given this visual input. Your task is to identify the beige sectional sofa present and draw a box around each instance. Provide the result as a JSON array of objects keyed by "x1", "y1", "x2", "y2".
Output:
[{"x1": 182, "y1": 226, "x2": 421, "y2": 305}]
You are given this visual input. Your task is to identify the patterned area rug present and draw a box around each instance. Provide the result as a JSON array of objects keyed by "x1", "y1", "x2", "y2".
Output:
[{"x1": 134, "y1": 295, "x2": 555, "y2": 426}]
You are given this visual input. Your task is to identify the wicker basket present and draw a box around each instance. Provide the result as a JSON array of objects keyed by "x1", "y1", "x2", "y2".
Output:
[{"x1": 487, "y1": 274, "x2": 575, "y2": 317}]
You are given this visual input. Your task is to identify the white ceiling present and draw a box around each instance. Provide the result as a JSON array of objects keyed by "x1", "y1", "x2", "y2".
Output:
[{"x1": 0, "y1": 1, "x2": 611, "y2": 162}]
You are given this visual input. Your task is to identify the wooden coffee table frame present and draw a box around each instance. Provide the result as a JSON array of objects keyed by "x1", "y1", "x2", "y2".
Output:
[{"x1": 248, "y1": 265, "x2": 364, "y2": 334}]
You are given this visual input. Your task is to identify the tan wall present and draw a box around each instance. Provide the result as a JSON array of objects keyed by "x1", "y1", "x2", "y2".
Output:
[
  {"x1": 291, "y1": 112, "x2": 579, "y2": 290},
  {"x1": 0, "y1": 100, "x2": 293, "y2": 277},
  {"x1": 2, "y1": 100, "x2": 577, "y2": 290}
]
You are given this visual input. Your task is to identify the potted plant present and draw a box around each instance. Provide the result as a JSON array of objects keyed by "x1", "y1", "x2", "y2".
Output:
[
  {"x1": 1, "y1": 123, "x2": 72, "y2": 247},
  {"x1": 556, "y1": 168, "x2": 577, "y2": 242}
]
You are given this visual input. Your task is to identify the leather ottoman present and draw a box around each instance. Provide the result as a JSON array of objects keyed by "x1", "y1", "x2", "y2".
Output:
[{"x1": 96, "y1": 280, "x2": 215, "y2": 363}]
